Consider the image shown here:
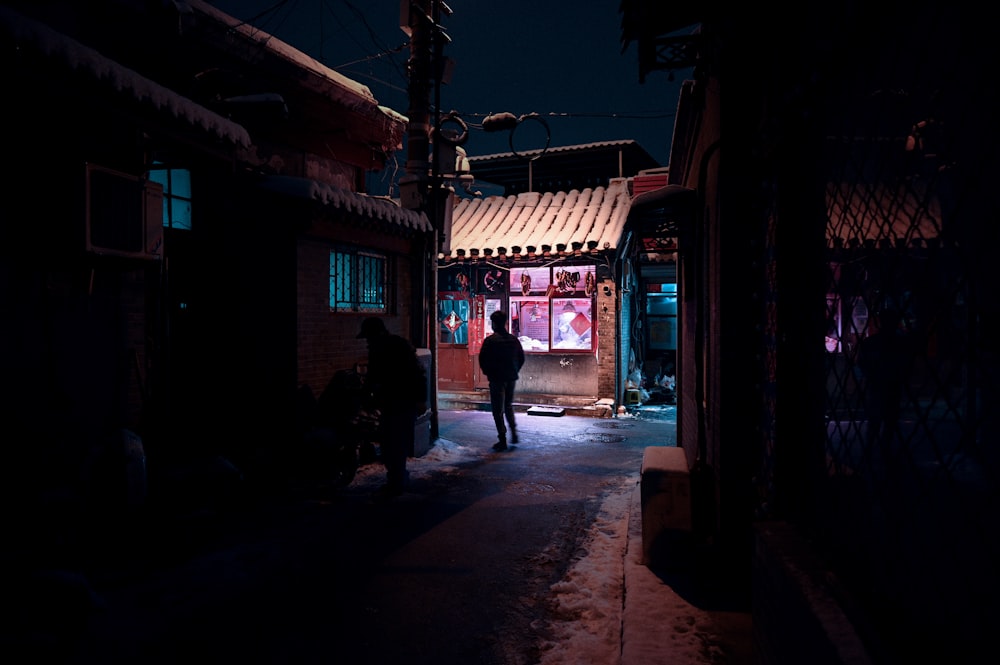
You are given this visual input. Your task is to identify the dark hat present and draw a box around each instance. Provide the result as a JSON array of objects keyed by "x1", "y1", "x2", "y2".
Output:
[{"x1": 356, "y1": 317, "x2": 388, "y2": 339}]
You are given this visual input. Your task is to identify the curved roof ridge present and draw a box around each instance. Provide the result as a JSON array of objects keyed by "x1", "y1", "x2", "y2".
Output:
[
  {"x1": 546, "y1": 187, "x2": 596, "y2": 250},
  {"x1": 509, "y1": 191, "x2": 558, "y2": 244},
  {"x1": 450, "y1": 195, "x2": 511, "y2": 253},
  {"x1": 442, "y1": 181, "x2": 633, "y2": 260},
  {"x1": 569, "y1": 186, "x2": 606, "y2": 246},
  {"x1": 593, "y1": 180, "x2": 632, "y2": 249},
  {"x1": 524, "y1": 190, "x2": 578, "y2": 252},
  {"x1": 473, "y1": 194, "x2": 525, "y2": 254}
]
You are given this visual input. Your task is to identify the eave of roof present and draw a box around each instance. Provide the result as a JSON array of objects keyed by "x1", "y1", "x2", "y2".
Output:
[
  {"x1": 0, "y1": 5, "x2": 251, "y2": 148},
  {"x1": 259, "y1": 176, "x2": 431, "y2": 233},
  {"x1": 442, "y1": 178, "x2": 632, "y2": 262},
  {"x1": 188, "y1": 0, "x2": 406, "y2": 153}
]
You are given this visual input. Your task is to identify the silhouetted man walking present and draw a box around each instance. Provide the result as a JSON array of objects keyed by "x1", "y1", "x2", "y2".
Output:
[{"x1": 478, "y1": 310, "x2": 525, "y2": 451}]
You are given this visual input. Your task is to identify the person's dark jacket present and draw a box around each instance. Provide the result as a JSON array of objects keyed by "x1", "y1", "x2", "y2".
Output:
[
  {"x1": 478, "y1": 329, "x2": 525, "y2": 383},
  {"x1": 366, "y1": 333, "x2": 425, "y2": 412}
]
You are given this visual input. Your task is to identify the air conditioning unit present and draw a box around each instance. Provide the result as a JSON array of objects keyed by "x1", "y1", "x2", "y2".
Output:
[{"x1": 85, "y1": 163, "x2": 164, "y2": 259}]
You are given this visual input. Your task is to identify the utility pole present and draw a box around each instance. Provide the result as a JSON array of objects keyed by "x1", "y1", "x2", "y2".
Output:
[
  {"x1": 400, "y1": 0, "x2": 452, "y2": 440},
  {"x1": 400, "y1": 0, "x2": 432, "y2": 203},
  {"x1": 400, "y1": 0, "x2": 453, "y2": 207}
]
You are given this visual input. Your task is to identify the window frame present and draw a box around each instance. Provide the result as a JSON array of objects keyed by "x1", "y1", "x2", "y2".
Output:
[
  {"x1": 147, "y1": 162, "x2": 193, "y2": 231},
  {"x1": 329, "y1": 247, "x2": 392, "y2": 313},
  {"x1": 438, "y1": 264, "x2": 597, "y2": 354}
]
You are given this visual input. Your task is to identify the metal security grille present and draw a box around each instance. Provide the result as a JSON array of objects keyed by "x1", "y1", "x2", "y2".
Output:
[
  {"x1": 754, "y1": 4, "x2": 999, "y2": 662},
  {"x1": 329, "y1": 249, "x2": 389, "y2": 312}
]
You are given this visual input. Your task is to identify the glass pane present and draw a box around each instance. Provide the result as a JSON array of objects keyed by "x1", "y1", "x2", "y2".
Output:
[
  {"x1": 170, "y1": 169, "x2": 192, "y2": 199},
  {"x1": 330, "y1": 252, "x2": 352, "y2": 310},
  {"x1": 440, "y1": 266, "x2": 472, "y2": 294},
  {"x1": 438, "y1": 297, "x2": 469, "y2": 344},
  {"x1": 512, "y1": 267, "x2": 550, "y2": 296},
  {"x1": 148, "y1": 169, "x2": 168, "y2": 189},
  {"x1": 553, "y1": 267, "x2": 594, "y2": 296},
  {"x1": 483, "y1": 299, "x2": 503, "y2": 342},
  {"x1": 648, "y1": 316, "x2": 676, "y2": 350},
  {"x1": 170, "y1": 198, "x2": 192, "y2": 231},
  {"x1": 479, "y1": 268, "x2": 507, "y2": 295},
  {"x1": 510, "y1": 297, "x2": 549, "y2": 351},
  {"x1": 551, "y1": 298, "x2": 593, "y2": 350},
  {"x1": 358, "y1": 253, "x2": 385, "y2": 310},
  {"x1": 646, "y1": 293, "x2": 677, "y2": 316}
]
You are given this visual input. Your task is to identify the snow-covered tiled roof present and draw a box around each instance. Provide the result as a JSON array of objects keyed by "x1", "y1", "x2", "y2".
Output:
[
  {"x1": 260, "y1": 176, "x2": 431, "y2": 232},
  {"x1": 190, "y1": 1, "x2": 383, "y2": 114},
  {"x1": 443, "y1": 178, "x2": 632, "y2": 261},
  {"x1": 0, "y1": 5, "x2": 251, "y2": 148},
  {"x1": 189, "y1": 0, "x2": 406, "y2": 149}
]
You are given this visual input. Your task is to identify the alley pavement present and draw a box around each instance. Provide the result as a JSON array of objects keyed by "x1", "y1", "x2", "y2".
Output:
[
  {"x1": 6, "y1": 406, "x2": 750, "y2": 664},
  {"x1": 433, "y1": 406, "x2": 753, "y2": 665}
]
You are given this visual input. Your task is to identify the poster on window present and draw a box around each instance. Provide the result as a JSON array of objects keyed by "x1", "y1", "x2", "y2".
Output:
[
  {"x1": 440, "y1": 266, "x2": 472, "y2": 295},
  {"x1": 551, "y1": 298, "x2": 593, "y2": 350},
  {"x1": 479, "y1": 268, "x2": 506, "y2": 295},
  {"x1": 513, "y1": 267, "x2": 550, "y2": 296},
  {"x1": 510, "y1": 298, "x2": 550, "y2": 351},
  {"x1": 468, "y1": 295, "x2": 485, "y2": 355}
]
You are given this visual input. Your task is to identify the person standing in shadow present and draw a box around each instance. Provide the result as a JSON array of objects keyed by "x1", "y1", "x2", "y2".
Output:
[
  {"x1": 478, "y1": 310, "x2": 526, "y2": 452},
  {"x1": 356, "y1": 317, "x2": 425, "y2": 498}
]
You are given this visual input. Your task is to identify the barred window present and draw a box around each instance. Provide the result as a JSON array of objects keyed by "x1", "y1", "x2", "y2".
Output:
[{"x1": 329, "y1": 249, "x2": 389, "y2": 312}]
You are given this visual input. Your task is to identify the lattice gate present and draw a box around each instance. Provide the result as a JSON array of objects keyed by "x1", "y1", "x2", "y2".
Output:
[{"x1": 754, "y1": 3, "x2": 1000, "y2": 662}]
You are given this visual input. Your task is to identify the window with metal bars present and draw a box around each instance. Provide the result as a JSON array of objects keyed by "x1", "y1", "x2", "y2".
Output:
[{"x1": 329, "y1": 249, "x2": 390, "y2": 313}]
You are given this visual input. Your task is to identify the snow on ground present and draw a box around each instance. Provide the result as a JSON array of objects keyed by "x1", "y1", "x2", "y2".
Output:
[{"x1": 351, "y1": 436, "x2": 718, "y2": 665}]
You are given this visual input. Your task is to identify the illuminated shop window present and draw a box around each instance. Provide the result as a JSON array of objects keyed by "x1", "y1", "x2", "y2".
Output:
[
  {"x1": 551, "y1": 298, "x2": 593, "y2": 350},
  {"x1": 509, "y1": 265, "x2": 596, "y2": 353},
  {"x1": 437, "y1": 264, "x2": 597, "y2": 353},
  {"x1": 510, "y1": 297, "x2": 550, "y2": 350}
]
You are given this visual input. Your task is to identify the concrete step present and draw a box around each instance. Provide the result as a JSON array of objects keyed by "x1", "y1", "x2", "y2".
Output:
[{"x1": 437, "y1": 390, "x2": 614, "y2": 418}]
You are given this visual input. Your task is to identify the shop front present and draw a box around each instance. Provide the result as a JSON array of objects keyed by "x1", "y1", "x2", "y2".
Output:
[{"x1": 438, "y1": 263, "x2": 602, "y2": 397}]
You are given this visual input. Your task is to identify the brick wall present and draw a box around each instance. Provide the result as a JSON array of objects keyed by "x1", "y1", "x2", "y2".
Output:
[
  {"x1": 296, "y1": 235, "x2": 419, "y2": 395},
  {"x1": 596, "y1": 277, "x2": 617, "y2": 401},
  {"x1": 517, "y1": 354, "x2": 598, "y2": 395}
]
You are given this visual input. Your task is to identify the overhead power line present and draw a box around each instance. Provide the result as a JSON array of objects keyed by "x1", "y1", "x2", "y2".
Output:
[
  {"x1": 454, "y1": 110, "x2": 677, "y2": 130},
  {"x1": 334, "y1": 42, "x2": 409, "y2": 69}
]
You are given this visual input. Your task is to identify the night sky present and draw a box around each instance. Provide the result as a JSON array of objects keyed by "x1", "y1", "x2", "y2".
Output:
[{"x1": 207, "y1": 1, "x2": 692, "y2": 177}]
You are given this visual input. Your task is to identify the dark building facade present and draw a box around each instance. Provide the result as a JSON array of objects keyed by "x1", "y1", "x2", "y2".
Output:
[
  {"x1": 623, "y1": 0, "x2": 999, "y2": 662},
  {"x1": 1, "y1": 1, "x2": 429, "y2": 542}
]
